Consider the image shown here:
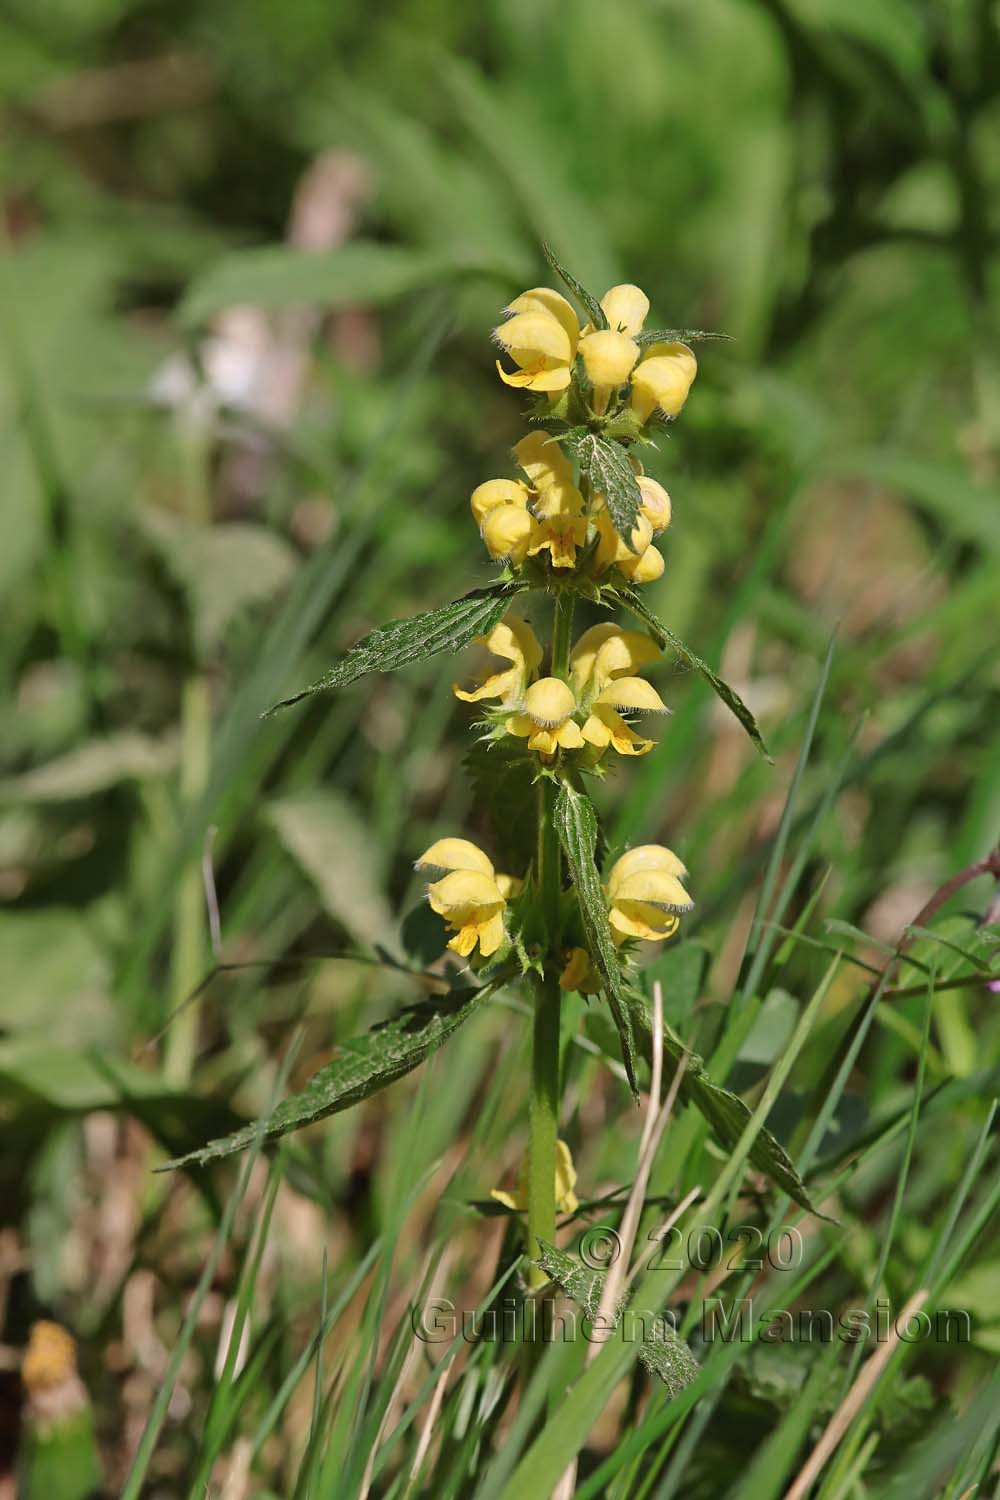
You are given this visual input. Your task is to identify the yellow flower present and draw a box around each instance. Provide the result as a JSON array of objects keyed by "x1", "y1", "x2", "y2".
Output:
[
  {"x1": 592, "y1": 499, "x2": 665, "y2": 584},
  {"x1": 512, "y1": 431, "x2": 576, "y2": 493},
  {"x1": 511, "y1": 431, "x2": 588, "y2": 569},
  {"x1": 491, "y1": 1138, "x2": 579, "y2": 1214},
  {"x1": 494, "y1": 289, "x2": 580, "y2": 391},
  {"x1": 570, "y1": 622, "x2": 660, "y2": 699},
  {"x1": 505, "y1": 676, "x2": 585, "y2": 757},
  {"x1": 416, "y1": 838, "x2": 519, "y2": 958},
  {"x1": 559, "y1": 946, "x2": 601, "y2": 995},
  {"x1": 600, "y1": 283, "x2": 650, "y2": 337},
  {"x1": 581, "y1": 676, "x2": 669, "y2": 757},
  {"x1": 453, "y1": 614, "x2": 543, "y2": 708},
  {"x1": 606, "y1": 845, "x2": 693, "y2": 943},
  {"x1": 630, "y1": 341, "x2": 698, "y2": 424},
  {"x1": 470, "y1": 478, "x2": 537, "y2": 564},
  {"x1": 637, "y1": 475, "x2": 672, "y2": 533}
]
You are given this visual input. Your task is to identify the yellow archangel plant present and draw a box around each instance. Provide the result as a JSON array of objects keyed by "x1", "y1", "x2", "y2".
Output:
[{"x1": 178, "y1": 247, "x2": 774, "y2": 1287}]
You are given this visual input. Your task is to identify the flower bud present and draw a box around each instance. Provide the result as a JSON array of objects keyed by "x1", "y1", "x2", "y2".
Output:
[
  {"x1": 523, "y1": 677, "x2": 576, "y2": 727},
  {"x1": 620, "y1": 544, "x2": 664, "y2": 584},
  {"x1": 482, "y1": 503, "x2": 536, "y2": 562},
  {"x1": 637, "y1": 475, "x2": 671, "y2": 532},
  {"x1": 470, "y1": 477, "x2": 529, "y2": 526},
  {"x1": 579, "y1": 330, "x2": 640, "y2": 389},
  {"x1": 630, "y1": 342, "x2": 697, "y2": 423},
  {"x1": 600, "y1": 283, "x2": 649, "y2": 337}
]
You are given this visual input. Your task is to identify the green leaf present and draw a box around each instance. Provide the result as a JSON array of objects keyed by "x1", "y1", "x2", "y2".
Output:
[
  {"x1": 541, "y1": 242, "x2": 608, "y2": 329},
  {"x1": 535, "y1": 1239, "x2": 699, "y2": 1397},
  {"x1": 178, "y1": 242, "x2": 463, "y2": 327},
  {"x1": 626, "y1": 990, "x2": 824, "y2": 1216},
  {"x1": 613, "y1": 586, "x2": 772, "y2": 759},
  {"x1": 160, "y1": 978, "x2": 503, "y2": 1169},
  {"x1": 554, "y1": 780, "x2": 639, "y2": 1098},
  {"x1": 636, "y1": 327, "x2": 732, "y2": 347},
  {"x1": 263, "y1": 583, "x2": 524, "y2": 716},
  {"x1": 572, "y1": 433, "x2": 642, "y2": 540},
  {"x1": 266, "y1": 790, "x2": 393, "y2": 947}
]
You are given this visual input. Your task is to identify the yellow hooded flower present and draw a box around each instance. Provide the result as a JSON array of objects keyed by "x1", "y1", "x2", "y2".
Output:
[
  {"x1": 470, "y1": 478, "x2": 538, "y2": 564},
  {"x1": 630, "y1": 341, "x2": 698, "y2": 424},
  {"x1": 416, "y1": 838, "x2": 520, "y2": 958},
  {"x1": 559, "y1": 946, "x2": 601, "y2": 995},
  {"x1": 511, "y1": 431, "x2": 588, "y2": 569},
  {"x1": 453, "y1": 614, "x2": 543, "y2": 708},
  {"x1": 592, "y1": 499, "x2": 665, "y2": 584},
  {"x1": 494, "y1": 289, "x2": 580, "y2": 392},
  {"x1": 606, "y1": 845, "x2": 693, "y2": 943},
  {"x1": 505, "y1": 677, "x2": 585, "y2": 757},
  {"x1": 491, "y1": 1138, "x2": 579, "y2": 1215},
  {"x1": 636, "y1": 475, "x2": 672, "y2": 533},
  {"x1": 570, "y1": 623, "x2": 660, "y2": 699},
  {"x1": 581, "y1": 676, "x2": 669, "y2": 757},
  {"x1": 600, "y1": 283, "x2": 650, "y2": 337}
]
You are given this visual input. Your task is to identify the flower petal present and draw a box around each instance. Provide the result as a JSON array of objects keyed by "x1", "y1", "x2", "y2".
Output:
[
  {"x1": 470, "y1": 477, "x2": 530, "y2": 524},
  {"x1": 482, "y1": 503, "x2": 537, "y2": 562},
  {"x1": 595, "y1": 677, "x2": 669, "y2": 714},
  {"x1": 495, "y1": 311, "x2": 573, "y2": 364},
  {"x1": 416, "y1": 838, "x2": 494, "y2": 876},
  {"x1": 427, "y1": 869, "x2": 504, "y2": 912},
  {"x1": 513, "y1": 431, "x2": 575, "y2": 492},
  {"x1": 600, "y1": 283, "x2": 649, "y2": 337},
  {"x1": 609, "y1": 902, "x2": 680, "y2": 942},
  {"x1": 608, "y1": 845, "x2": 688, "y2": 894},
  {"x1": 612, "y1": 869, "x2": 693, "y2": 912},
  {"x1": 506, "y1": 288, "x2": 580, "y2": 350},
  {"x1": 524, "y1": 677, "x2": 577, "y2": 726},
  {"x1": 579, "y1": 329, "x2": 639, "y2": 387},
  {"x1": 496, "y1": 361, "x2": 571, "y2": 391},
  {"x1": 631, "y1": 342, "x2": 697, "y2": 422},
  {"x1": 570, "y1": 623, "x2": 660, "y2": 693},
  {"x1": 637, "y1": 475, "x2": 671, "y2": 532}
]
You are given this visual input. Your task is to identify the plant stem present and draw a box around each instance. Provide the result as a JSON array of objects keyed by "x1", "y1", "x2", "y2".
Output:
[
  {"x1": 525, "y1": 591, "x2": 576, "y2": 1287},
  {"x1": 164, "y1": 670, "x2": 211, "y2": 1085},
  {"x1": 551, "y1": 590, "x2": 576, "y2": 678}
]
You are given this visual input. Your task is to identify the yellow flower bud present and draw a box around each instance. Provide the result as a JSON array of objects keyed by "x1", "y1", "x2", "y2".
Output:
[
  {"x1": 523, "y1": 676, "x2": 577, "y2": 727},
  {"x1": 620, "y1": 544, "x2": 665, "y2": 584},
  {"x1": 630, "y1": 342, "x2": 697, "y2": 423},
  {"x1": 637, "y1": 475, "x2": 671, "y2": 532},
  {"x1": 481, "y1": 503, "x2": 537, "y2": 563},
  {"x1": 600, "y1": 283, "x2": 649, "y2": 337},
  {"x1": 559, "y1": 946, "x2": 601, "y2": 995},
  {"x1": 579, "y1": 329, "x2": 640, "y2": 389},
  {"x1": 470, "y1": 477, "x2": 530, "y2": 526}
]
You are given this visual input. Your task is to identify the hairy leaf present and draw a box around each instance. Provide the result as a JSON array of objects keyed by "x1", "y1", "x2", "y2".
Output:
[
  {"x1": 555, "y1": 780, "x2": 639, "y2": 1098},
  {"x1": 161, "y1": 978, "x2": 504, "y2": 1169},
  {"x1": 636, "y1": 327, "x2": 732, "y2": 347},
  {"x1": 572, "y1": 433, "x2": 642, "y2": 540},
  {"x1": 627, "y1": 991, "x2": 824, "y2": 1216},
  {"x1": 614, "y1": 586, "x2": 772, "y2": 759},
  {"x1": 536, "y1": 1240, "x2": 699, "y2": 1396},
  {"x1": 541, "y1": 242, "x2": 608, "y2": 330},
  {"x1": 264, "y1": 583, "x2": 524, "y2": 716}
]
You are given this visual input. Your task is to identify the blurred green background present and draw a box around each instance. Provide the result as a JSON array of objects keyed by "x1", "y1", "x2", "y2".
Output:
[{"x1": 1, "y1": 0, "x2": 999, "y2": 1492}]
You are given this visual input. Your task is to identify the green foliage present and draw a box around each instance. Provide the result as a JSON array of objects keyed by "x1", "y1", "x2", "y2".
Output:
[
  {"x1": 263, "y1": 583, "x2": 524, "y2": 715},
  {"x1": 535, "y1": 1239, "x2": 700, "y2": 1396},
  {"x1": 614, "y1": 584, "x2": 772, "y2": 758},
  {"x1": 554, "y1": 779, "x2": 639, "y2": 1097},
  {"x1": 540, "y1": 242, "x2": 609, "y2": 330},
  {"x1": 161, "y1": 977, "x2": 503, "y2": 1169},
  {"x1": 571, "y1": 432, "x2": 643, "y2": 539}
]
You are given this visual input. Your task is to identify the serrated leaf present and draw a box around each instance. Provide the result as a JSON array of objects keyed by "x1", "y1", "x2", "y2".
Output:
[
  {"x1": 614, "y1": 586, "x2": 771, "y2": 760},
  {"x1": 541, "y1": 243, "x2": 608, "y2": 330},
  {"x1": 636, "y1": 327, "x2": 732, "y2": 347},
  {"x1": 572, "y1": 433, "x2": 642, "y2": 540},
  {"x1": 536, "y1": 1239, "x2": 698, "y2": 1396},
  {"x1": 263, "y1": 583, "x2": 524, "y2": 716},
  {"x1": 160, "y1": 977, "x2": 503, "y2": 1169},
  {"x1": 626, "y1": 990, "x2": 824, "y2": 1216},
  {"x1": 554, "y1": 781, "x2": 639, "y2": 1098}
]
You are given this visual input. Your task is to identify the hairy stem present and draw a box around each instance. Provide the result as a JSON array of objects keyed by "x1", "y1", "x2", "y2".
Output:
[
  {"x1": 527, "y1": 777, "x2": 564, "y2": 1287},
  {"x1": 551, "y1": 590, "x2": 576, "y2": 679}
]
